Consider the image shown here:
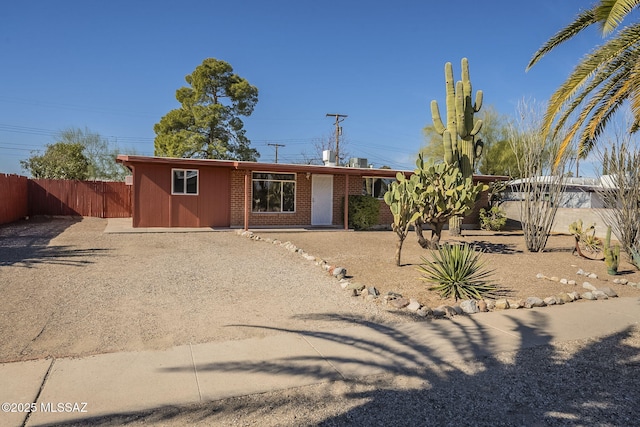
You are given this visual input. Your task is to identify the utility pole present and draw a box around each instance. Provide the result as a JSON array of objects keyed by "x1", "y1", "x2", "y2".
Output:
[
  {"x1": 326, "y1": 113, "x2": 347, "y2": 165},
  {"x1": 267, "y1": 143, "x2": 285, "y2": 163}
]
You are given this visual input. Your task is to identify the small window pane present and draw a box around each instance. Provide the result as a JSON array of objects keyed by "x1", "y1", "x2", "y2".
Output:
[
  {"x1": 173, "y1": 170, "x2": 185, "y2": 194},
  {"x1": 282, "y1": 182, "x2": 295, "y2": 212},
  {"x1": 186, "y1": 170, "x2": 198, "y2": 194}
]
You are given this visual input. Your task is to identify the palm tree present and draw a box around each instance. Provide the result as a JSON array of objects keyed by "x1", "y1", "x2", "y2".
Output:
[{"x1": 527, "y1": 0, "x2": 640, "y2": 167}]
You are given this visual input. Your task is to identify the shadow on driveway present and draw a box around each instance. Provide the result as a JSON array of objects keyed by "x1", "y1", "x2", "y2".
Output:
[{"x1": 0, "y1": 217, "x2": 107, "y2": 267}]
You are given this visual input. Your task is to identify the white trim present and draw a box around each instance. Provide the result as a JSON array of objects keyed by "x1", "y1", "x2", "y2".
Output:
[
  {"x1": 251, "y1": 171, "x2": 297, "y2": 213},
  {"x1": 171, "y1": 168, "x2": 199, "y2": 195}
]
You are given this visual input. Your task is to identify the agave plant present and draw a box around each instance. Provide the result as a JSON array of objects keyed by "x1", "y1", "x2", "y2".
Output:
[{"x1": 418, "y1": 243, "x2": 497, "y2": 301}]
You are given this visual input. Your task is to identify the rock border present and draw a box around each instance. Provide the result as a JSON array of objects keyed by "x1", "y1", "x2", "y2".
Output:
[{"x1": 236, "y1": 230, "x2": 637, "y2": 319}]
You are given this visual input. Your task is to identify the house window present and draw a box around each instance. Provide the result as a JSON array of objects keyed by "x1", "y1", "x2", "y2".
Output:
[
  {"x1": 172, "y1": 169, "x2": 199, "y2": 195},
  {"x1": 363, "y1": 177, "x2": 395, "y2": 199},
  {"x1": 252, "y1": 172, "x2": 296, "y2": 212}
]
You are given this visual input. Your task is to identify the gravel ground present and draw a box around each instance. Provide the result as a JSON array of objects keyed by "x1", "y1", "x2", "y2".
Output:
[
  {"x1": 0, "y1": 217, "x2": 405, "y2": 363},
  {"x1": 2, "y1": 217, "x2": 640, "y2": 426}
]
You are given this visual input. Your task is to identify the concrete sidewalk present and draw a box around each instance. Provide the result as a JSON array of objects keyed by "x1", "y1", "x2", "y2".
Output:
[{"x1": 2, "y1": 297, "x2": 639, "y2": 426}]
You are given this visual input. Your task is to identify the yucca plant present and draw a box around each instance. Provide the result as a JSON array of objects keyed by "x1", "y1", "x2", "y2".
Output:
[{"x1": 418, "y1": 243, "x2": 497, "y2": 301}]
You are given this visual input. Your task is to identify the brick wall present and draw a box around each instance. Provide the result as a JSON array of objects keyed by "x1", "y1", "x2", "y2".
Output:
[
  {"x1": 231, "y1": 170, "x2": 312, "y2": 227},
  {"x1": 228, "y1": 170, "x2": 487, "y2": 229}
]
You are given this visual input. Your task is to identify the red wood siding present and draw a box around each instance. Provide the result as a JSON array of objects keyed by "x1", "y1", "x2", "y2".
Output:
[
  {"x1": 0, "y1": 174, "x2": 28, "y2": 225},
  {"x1": 133, "y1": 164, "x2": 230, "y2": 227}
]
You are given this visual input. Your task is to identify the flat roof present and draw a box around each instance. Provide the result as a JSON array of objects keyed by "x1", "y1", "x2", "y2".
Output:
[{"x1": 116, "y1": 155, "x2": 506, "y2": 182}]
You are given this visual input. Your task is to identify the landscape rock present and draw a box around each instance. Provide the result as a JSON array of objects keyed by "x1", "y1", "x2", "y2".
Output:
[
  {"x1": 555, "y1": 293, "x2": 569, "y2": 304},
  {"x1": 416, "y1": 307, "x2": 432, "y2": 317},
  {"x1": 592, "y1": 290, "x2": 609, "y2": 300},
  {"x1": 543, "y1": 296, "x2": 558, "y2": 306},
  {"x1": 568, "y1": 280, "x2": 577, "y2": 286},
  {"x1": 524, "y1": 297, "x2": 546, "y2": 309},
  {"x1": 494, "y1": 299, "x2": 510, "y2": 310},
  {"x1": 588, "y1": 273, "x2": 598, "y2": 279},
  {"x1": 536, "y1": 273, "x2": 546, "y2": 279},
  {"x1": 477, "y1": 300, "x2": 488, "y2": 312},
  {"x1": 345, "y1": 282, "x2": 365, "y2": 291},
  {"x1": 367, "y1": 286, "x2": 380, "y2": 296},
  {"x1": 485, "y1": 299, "x2": 495, "y2": 311},
  {"x1": 434, "y1": 305, "x2": 457, "y2": 317},
  {"x1": 332, "y1": 267, "x2": 347, "y2": 277},
  {"x1": 460, "y1": 299, "x2": 479, "y2": 314},
  {"x1": 581, "y1": 292, "x2": 596, "y2": 300},
  {"x1": 406, "y1": 299, "x2": 421, "y2": 312},
  {"x1": 576, "y1": 268, "x2": 585, "y2": 276},
  {"x1": 560, "y1": 278, "x2": 568, "y2": 285},
  {"x1": 582, "y1": 282, "x2": 597, "y2": 291},
  {"x1": 598, "y1": 286, "x2": 618, "y2": 298},
  {"x1": 390, "y1": 297, "x2": 410, "y2": 309},
  {"x1": 509, "y1": 299, "x2": 526, "y2": 309},
  {"x1": 549, "y1": 276, "x2": 560, "y2": 282},
  {"x1": 567, "y1": 292, "x2": 581, "y2": 301}
]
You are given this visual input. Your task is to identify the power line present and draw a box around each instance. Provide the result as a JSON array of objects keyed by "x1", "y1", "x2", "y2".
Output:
[
  {"x1": 326, "y1": 113, "x2": 347, "y2": 164},
  {"x1": 267, "y1": 143, "x2": 285, "y2": 163}
]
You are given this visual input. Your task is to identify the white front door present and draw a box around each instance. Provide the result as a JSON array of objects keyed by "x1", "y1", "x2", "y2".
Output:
[{"x1": 311, "y1": 175, "x2": 333, "y2": 226}]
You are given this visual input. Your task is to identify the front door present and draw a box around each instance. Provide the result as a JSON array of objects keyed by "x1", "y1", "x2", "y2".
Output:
[{"x1": 311, "y1": 174, "x2": 333, "y2": 226}]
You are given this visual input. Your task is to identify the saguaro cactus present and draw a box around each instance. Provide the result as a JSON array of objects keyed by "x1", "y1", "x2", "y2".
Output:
[{"x1": 430, "y1": 58, "x2": 484, "y2": 179}]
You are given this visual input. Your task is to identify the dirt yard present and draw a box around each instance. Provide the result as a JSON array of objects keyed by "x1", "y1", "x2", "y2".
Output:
[
  {"x1": 1, "y1": 217, "x2": 639, "y2": 364},
  {"x1": 261, "y1": 227, "x2": 640, "y2": 308}
]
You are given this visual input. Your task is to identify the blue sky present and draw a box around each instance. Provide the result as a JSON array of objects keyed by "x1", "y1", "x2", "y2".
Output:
[{"x1": 0, "y1": 1, "x2": 606, "y2": 176}]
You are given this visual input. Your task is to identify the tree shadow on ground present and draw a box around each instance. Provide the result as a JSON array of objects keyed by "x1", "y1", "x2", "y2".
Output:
[
  {"x1": 50, "y1": 311, "x2": 640, "y2": 426},
  {"x1": 0, "y1": 217, "x2": 107, "y2": 267}
]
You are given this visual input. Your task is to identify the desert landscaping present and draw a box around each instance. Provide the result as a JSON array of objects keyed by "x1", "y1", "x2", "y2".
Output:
[{"x1": 2, "y1": 216, "x2": 639, "y2": 365}]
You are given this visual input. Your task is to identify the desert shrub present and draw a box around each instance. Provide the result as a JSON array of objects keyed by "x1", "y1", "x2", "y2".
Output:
[
  {"x1": 347, "y1": 195, "x2": 380, "y2": 230},
  {"x1": 568, "y1": 219, "x2": 603, "y2": 254},
  {"x1": 418, "y1": 243, "x2": 497, "y2": 301},
  {"x1": 479, "y1": 206, "x2": 507, "y2": 231},
  {"x1": 595, "y1": 139, "x2": 640, "y2": 269}
]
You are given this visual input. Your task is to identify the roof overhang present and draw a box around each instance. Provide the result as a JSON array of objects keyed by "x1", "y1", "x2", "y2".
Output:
[
  {"x1": 116, "y1": 155, "x2": 508, "y2": 182},
  {"x1": 116, "y1": 155, "x2": 411, "y2": 178}
]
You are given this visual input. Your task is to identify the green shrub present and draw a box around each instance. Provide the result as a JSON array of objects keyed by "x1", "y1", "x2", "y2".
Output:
[
  {"x1": 347, "y1": 195, "x2": 380, "y2": 230},
  {"x1": 418, "y1": 243, "x2": 497, "y2": 301},
  {"x1": 479, "y1": 206, "x2": 507, "y2": 231}
]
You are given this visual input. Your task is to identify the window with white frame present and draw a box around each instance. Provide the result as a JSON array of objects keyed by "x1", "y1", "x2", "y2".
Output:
[
  {"x1": 172, "y1": 169, "x2": 199, "y2": 195},
  {"x1": 363, "y1": 177, "x2": 395, "y2": 199},
  {"x1": 252, "y1": 172, "x2": 296, "y2": 212}
]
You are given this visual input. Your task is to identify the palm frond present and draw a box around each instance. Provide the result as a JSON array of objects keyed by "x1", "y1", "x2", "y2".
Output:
[
  {"x1": 527, "y1": 8, "x2": 599, "y2": 70},
  {"x1": 543, "y1": 23, "x2": 640, "y2": 141},
  {"x1": 596, "y1": 0, "x2": 640, "y2": 34}
]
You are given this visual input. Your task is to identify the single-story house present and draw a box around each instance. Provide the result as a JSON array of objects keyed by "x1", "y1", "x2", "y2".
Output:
[{"x1": 116, "y1": 155, "x2": 498, "y2": 230}]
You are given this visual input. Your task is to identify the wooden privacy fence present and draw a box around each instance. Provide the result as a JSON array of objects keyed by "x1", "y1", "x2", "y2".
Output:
[
  {"x1": 28, "y1": 179, "x2": 132, "y2": 218},
  {"x1": 0, "y1": 175, "x2": 131, "y2": 225},
  {"x1": 0, "y1": 174, "x2": 28, "y2": 224}
]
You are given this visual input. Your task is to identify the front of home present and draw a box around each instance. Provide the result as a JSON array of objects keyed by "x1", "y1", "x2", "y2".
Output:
[{"x1": 116, "y1": 155, "x2": 495, "y2": 230}]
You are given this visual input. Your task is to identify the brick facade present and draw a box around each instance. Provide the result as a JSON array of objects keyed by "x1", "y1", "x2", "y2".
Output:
[{"x1": 118, "y1": 155, "x2": 495, "y2": 229}]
